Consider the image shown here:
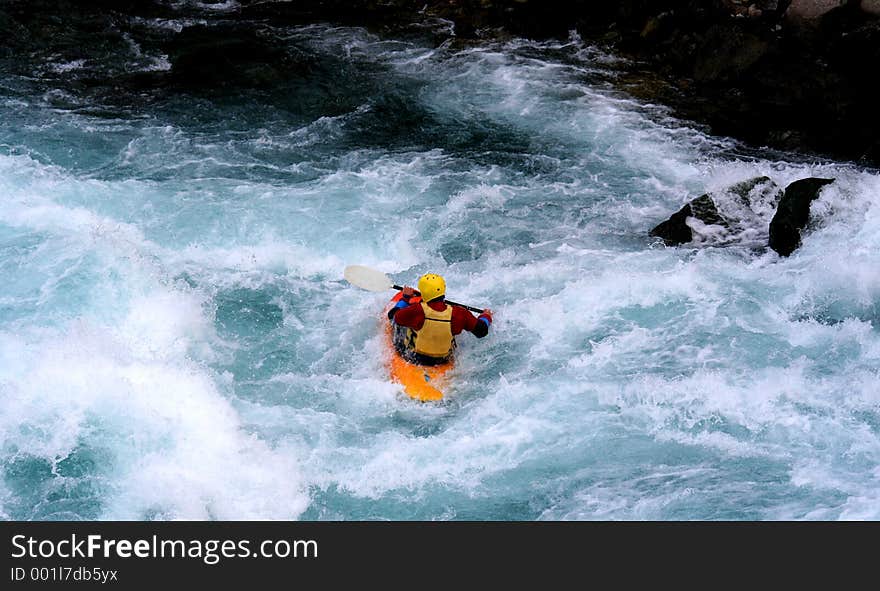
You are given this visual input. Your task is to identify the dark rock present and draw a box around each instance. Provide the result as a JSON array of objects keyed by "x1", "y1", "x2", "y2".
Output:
[
  {"x1": 650, "y1": 193, "x2": 727, "y2": 246},
  {"x1": 862, "y1": 0, "x2": 880, "y2": 16},
  {"x1": 650, "y1": 176, "x2": 786, "y2": 247},
  {"x1": 784, "y1": 0, "x2": 847, "y2": 21},
  {"x1": 757, "y1": 1, "x2": 784, "y2": 12},
  {"x1": 690, "y1": 194, "x2": 728, "y2": 227},
  {"x1": 728, "y1": 175, "x2": 777, "y2": 206},
  {"x1": 725, "y1": 177, "x2": 783, "y2": 216},
  {"x1": 165, "y1": 25, "x2": 309, "y2": 90},
  {"x1": 715, "y1": 177, "x2": 783, "y2": 248},
  {"x1": 768, "y1": 177, "x2": 835, "y2": 256},
  {"x1": 650, "y1": 203, "x2": 697, "y2": 246},
  {"x1": 693, "y1": 23, "x2": 771, "y2": 83}
]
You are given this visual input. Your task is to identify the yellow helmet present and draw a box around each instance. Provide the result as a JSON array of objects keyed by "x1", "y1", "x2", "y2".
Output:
[{"x1": 417, "y1": 273, "x2": 446, "y2": 301}]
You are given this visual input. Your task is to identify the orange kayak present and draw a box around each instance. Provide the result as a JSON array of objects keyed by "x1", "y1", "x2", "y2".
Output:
[{"x1": 383, "y1": 294, "x2": 453, "y2": 402}]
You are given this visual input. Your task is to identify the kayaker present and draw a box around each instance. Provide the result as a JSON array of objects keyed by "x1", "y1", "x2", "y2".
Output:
[{"x1": 387, "y1": 273, "x2": 493, "y2": 366}]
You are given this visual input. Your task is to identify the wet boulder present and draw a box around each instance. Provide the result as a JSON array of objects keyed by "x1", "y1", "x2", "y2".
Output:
[
  {"x1": 719, "y1": 176, "x2": 783, "y2": 224},
  {"x1": 649, "y1": 194, "x2": 727, "y2": 246},
  {"x1": 693, "y1": 23, "x2": 771, "y2": 84},
  {"x1": 726, "y1": 176, "x2": 781, "y2": 210},
  {"x1": 165, "y1": 24, "x2": 314, "y2": 90},
  {"x1": 768, "y1": 177, "x2": 835, "y2": 256},
  {"x1": 785, "y1": 0, "x2": 848, "y2": 20},
  {"x1": 650, "y1": 176, "x2": 781, "y2": 246}
]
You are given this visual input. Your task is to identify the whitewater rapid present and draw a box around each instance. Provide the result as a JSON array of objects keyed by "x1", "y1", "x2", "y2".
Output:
[{"x1": 1, "y1": 22, "x2": 879, "y2": 520}]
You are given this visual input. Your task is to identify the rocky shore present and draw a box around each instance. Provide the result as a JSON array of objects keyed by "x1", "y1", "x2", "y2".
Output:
[
  {"x1": 1, "y1": 0, "x2": 878, "y2": 168},
  {"x1": 413, "y1": 0, "x2": 880, "y2": 169},
  {"x1": 649, "y1": 175, "x2": 837, "y2": 256}
]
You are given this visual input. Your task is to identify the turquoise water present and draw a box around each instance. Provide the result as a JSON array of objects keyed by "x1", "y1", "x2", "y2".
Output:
[{"x1": 1, "y1": 22, "x2": 879, "y2": 521}]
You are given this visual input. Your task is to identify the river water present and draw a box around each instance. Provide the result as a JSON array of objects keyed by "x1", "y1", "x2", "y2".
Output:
[{"x1": 1, "y1": 17, "x2": 879, "y2": 520}]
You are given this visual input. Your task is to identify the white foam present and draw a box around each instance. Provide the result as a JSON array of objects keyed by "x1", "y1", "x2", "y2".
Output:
[
  {"x1": 0, "y1": 154, "x2": 309, "y2": 519},
  {"x1": 47, "y1": 60, "x2": 87, "y2": 74},
  {"x1": 170, "y1": 0, "x2": 240, "y2": 12},
  {"x1": 0, "y1": 302, "x2": 308, "y2": 520},
  {"x1": 304, "y1": 379, "x2": 558, "y2": 498}
]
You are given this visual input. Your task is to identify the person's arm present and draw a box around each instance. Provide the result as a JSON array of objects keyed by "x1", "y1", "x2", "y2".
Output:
[
  {"x1": 388, "y1": 286, "x2": 426, "y2": 330},
  {"x1": 387, "y1": 286, "x2": 415, "y2": 321},
  {"x1": 472, "y1": 308, "x2": 492, "y2": 338},
  {"x1": 452, "y1": 306, "x2": 493, "y2": 338}
]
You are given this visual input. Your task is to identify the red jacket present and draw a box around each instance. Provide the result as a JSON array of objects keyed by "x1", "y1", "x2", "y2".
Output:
[{"x1": 390, "y1": 297, "x2": 491, "y2": 337}]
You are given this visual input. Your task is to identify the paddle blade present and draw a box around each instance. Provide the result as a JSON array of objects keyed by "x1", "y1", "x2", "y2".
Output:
[{"x1": 344, "y1": 265, "x2": 393, "y2": 292}]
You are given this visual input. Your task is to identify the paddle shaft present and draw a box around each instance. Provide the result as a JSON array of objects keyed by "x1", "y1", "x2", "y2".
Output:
[{"x1": 391, "y1": 284, "x2": 484, "y2": 314}]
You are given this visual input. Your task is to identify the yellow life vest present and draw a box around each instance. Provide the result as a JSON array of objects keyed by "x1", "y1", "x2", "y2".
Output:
[{"x1": 412, "y1": 302, "x2": 454, "y2": 357}]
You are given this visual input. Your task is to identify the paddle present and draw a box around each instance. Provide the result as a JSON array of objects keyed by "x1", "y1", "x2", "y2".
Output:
[{"x1": 344, "y1": 265, "x2": 486, "y2": 314}]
